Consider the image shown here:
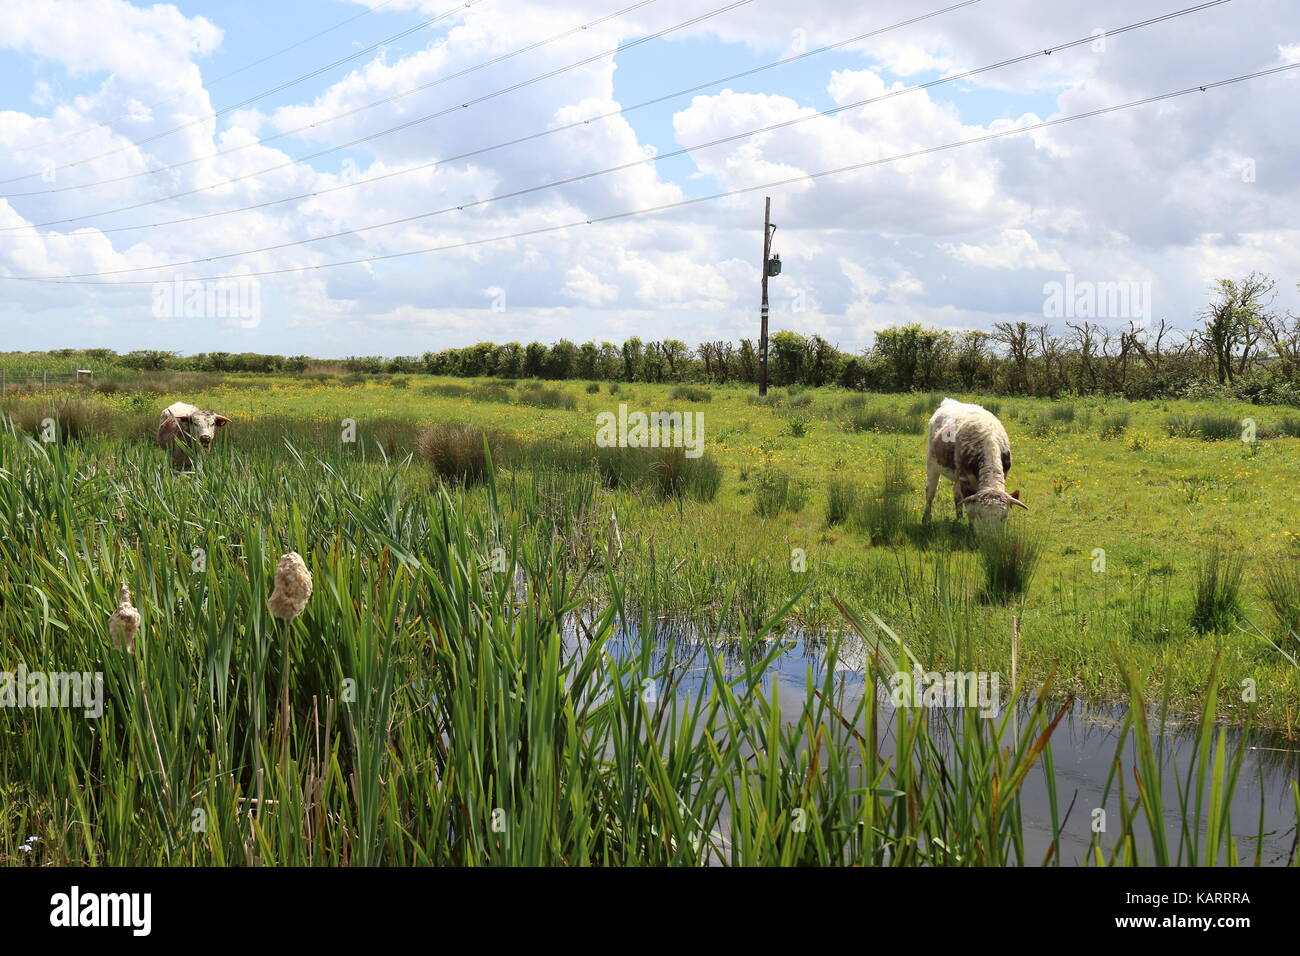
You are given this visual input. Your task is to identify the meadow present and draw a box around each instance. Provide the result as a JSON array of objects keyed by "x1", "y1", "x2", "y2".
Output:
[{"x1": 1, "y1": 372, "x2": 1297, "y2": 865}]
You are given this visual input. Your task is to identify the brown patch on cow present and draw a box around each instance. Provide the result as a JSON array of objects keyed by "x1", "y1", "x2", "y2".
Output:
[
  {"x1": 957, "y1": 441, "x2": 983, "y2": 479},
  {"x1": 930, "y1": 433, "x2": 956, "y2": 470}
]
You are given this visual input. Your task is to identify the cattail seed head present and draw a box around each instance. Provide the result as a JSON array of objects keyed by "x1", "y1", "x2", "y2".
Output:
[
  {"x1": 108, "y1": 583, "x2": 141, "y2": 654},
  {"x1": 268, "y1": 551, "x2": 313, "y2": 621}
]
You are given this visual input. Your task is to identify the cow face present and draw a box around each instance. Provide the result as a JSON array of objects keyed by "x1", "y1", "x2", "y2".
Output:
[
  {"x1": 185, "y1": 409, "x2": 231, "y2": 450},
  {"x1": 961, "y1": 489, "x2": 1028, "y2": 526}
]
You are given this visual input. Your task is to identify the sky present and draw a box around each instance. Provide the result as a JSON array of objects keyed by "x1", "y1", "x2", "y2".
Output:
[{"x1": 0, "y1": 0, "x2": 1297, "y2": 358}]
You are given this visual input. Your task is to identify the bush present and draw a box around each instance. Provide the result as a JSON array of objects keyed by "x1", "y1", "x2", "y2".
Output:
[
  {"x1": 585, "y1": 382, "x2": 601, "y2": 394},
  {"x1": 1190, "y1": 542, "x2": 1244, "y2": 633},
  {"x1": 417, "y1": 424, "x2": 497, "y2": 486}
]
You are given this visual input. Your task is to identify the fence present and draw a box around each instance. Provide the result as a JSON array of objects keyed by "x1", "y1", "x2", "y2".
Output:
[{"x1": 0, "y1": 369, "x2": 95, "y2": 395}]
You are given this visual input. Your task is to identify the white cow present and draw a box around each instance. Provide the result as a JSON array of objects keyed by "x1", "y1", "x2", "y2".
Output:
[
  {"x1": 923, "y1": 398, "x2": 1027, "y2": 525},
  {"x1": 157, "y1": 402, "x2": 231, "y2": 469}
]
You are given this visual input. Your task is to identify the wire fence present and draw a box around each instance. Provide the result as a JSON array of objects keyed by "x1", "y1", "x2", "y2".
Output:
[{"x1": 0, "y1": 368, "x2": 96, "y2": 394}]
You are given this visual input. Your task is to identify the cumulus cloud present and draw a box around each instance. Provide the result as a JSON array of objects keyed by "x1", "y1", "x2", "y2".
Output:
[{"x1": 0, "y1": 0, "x2": 1296, "y2": 354}]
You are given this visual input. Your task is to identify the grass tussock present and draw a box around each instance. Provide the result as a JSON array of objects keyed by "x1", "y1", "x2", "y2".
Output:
[
  {"x1": 669, "y1": 384, "x2": 712, "y2": 403},
  {"x1": 843, "y1": 406, "x2": 926, "y2": 435},
  {"x1": 1190, "y1": 542, "x2": 1244, "y2": 634},
  {"x1": 825, "y1": 479, "x2": 859, "y2": 527},
  {"x1": 417, "y1": 423, "x2": 498, "y2": 485},
  {"x1": 753, "y1": 467, "x2": 807, "y2": 518},
  {"x1": 852, "y1": 451, "x2": 913, "y2": 546},
  {"x1": 1259, "y1": 555, "x2": 1300, "y2": 642},
  {"x1": 976, "y1": 522, "x2": 1044, "y2": 603},
  {"x1": 1166, "y1": 413, "x2": 1241, "y2": 441}
]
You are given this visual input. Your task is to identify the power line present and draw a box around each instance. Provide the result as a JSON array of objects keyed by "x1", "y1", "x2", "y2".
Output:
[
  {"x1": 9, "y1": 63, "x2": 1293, "y2": 286},
  {"x1": 0, "y1": 0, "x2": 753, "y2": 222},
  {"x1": 11, "y1": 0, "x2": 402, "y2": 158},
  {"x1": 5, "y1": 0, "x2": 1236, "y2": 277},
  {"x1": 2, "y1": 0, "x2": 982, "y2": 238},
  {"x1": 0, "y1": 0, "x2": 671, "y2": 198},
  {"x1": 0, "y1": 0, "x2": 489, "y2": 187}
]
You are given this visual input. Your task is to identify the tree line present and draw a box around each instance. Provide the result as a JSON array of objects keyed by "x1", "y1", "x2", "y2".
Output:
[{"x1": 14, "y1": 273, "x2": 1298, "y2": 404}]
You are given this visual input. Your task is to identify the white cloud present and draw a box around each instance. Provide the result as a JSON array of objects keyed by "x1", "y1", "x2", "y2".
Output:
[{"x1": 0, "y1": 0, "x2": 1297, "y2": 354}]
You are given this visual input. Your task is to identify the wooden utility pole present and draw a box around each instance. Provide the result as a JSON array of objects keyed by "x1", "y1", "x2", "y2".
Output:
[{"x1": 758, "y1": 196, "x2": 773, "y2": 396}]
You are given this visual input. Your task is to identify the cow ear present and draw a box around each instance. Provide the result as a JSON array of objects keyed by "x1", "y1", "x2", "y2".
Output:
[
  {"x1": 1010, "y1": 489, "x2": 1021, "y2": 500},
  {"x1": 214, "y1": 415, "x2": 231, "y2": 427}
]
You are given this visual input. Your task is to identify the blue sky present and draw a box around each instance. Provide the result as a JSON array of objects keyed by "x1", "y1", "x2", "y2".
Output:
[{"x1": 0, "y1": 0, "x2": 1296, "y2": 356}]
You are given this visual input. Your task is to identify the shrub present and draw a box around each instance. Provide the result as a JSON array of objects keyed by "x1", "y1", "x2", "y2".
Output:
[
  {"x1": 1190, "y1": 542, "x2": 1244, "y2": 633},
  {"x1": 585, "y1": 382, "x2": 601, "y2": 394},
  {"x1": 417, "y1": 423, "x2": 497, "y2": 486},
  {"x1": 977, "y1": 523, "x2": 1044, "y2": 603}
]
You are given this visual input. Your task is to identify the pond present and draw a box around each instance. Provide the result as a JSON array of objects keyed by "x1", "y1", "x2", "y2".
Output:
[{"x1": 571, "y1": 619, "x2": 1299, "y2": 866}]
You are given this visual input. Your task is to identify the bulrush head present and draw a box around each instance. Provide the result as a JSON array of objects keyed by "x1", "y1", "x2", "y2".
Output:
[
  {"x1": 108, "y1": 583, "x2": 141, "y2": 654},
  {"x1": 268, "y1": 552, "x2": 313, "y2": 621}
]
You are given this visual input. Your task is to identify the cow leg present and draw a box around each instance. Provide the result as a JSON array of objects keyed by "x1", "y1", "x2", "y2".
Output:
[
  {"x1": 923, "y1": 461, "x2": 941, "y2": 524},
  {"x1": 953, "y1": 482, "x2": 965, "y2": 519}
]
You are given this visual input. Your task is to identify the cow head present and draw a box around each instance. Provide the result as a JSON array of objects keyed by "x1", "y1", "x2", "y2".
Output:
[
  {"x1": 185, "y1": 408, "x2": 231, "y2": 450},
  {"x1": 160, "y1": 405, "x2": 231, "y2": 454},
  {"x1": 961, "y1": 488, "x2": 1028, "y2": 526}
]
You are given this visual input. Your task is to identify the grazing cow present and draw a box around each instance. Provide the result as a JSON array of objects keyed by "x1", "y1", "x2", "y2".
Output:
[
  {"x1": 923, "y1": 398, "x2": 1027, "y2": 525},
  {"x1": 157, "y1": 402, "x2": 230, "y2": 469}
]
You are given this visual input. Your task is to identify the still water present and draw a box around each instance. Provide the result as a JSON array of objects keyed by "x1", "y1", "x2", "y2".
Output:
[{"x1": 571, "y1": 619, "x2": 1299, "y2": 866}]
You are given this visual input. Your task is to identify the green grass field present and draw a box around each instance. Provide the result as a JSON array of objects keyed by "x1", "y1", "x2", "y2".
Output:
[{"x1": 1, "y1": 373, "x2": 1297, "y2": 865}]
